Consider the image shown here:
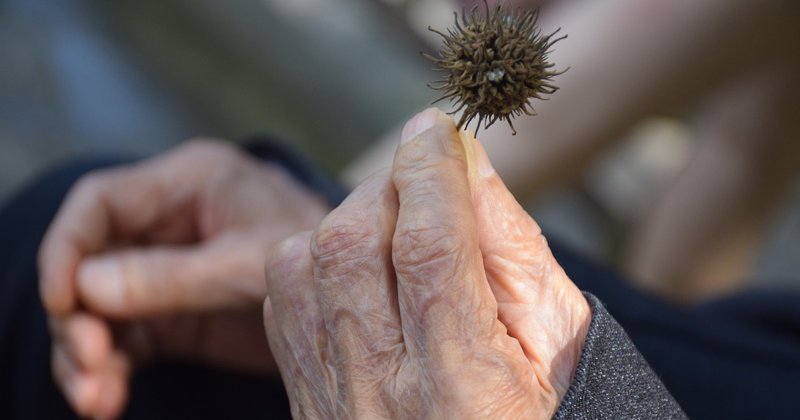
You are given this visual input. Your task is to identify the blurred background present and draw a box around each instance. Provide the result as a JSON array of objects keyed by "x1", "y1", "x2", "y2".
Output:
[
  {"x1": 0, "y1": 0, "x2": 437, "y2": 189},
  {"x1": 2, "y1": 0, "x2": 798, "y2": 301}
]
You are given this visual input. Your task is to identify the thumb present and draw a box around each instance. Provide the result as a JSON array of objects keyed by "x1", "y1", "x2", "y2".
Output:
[
  {"x1": 459, "y1": 130, "x2": 547, "y2": 258},
  {"x1": 77, "y1": 240, "x2": 266, "y2": 317},
  {"x1": 462, "y1": 131, "x2": 591, "y2": 396}
]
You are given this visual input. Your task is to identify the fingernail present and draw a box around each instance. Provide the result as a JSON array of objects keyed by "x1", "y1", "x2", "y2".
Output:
[
  {"x1": 401, "y1": 108, "x2": 439, "y2": 144},
  {"x1": 78, "y1": 258, "x2": 123, "y2": 309}
]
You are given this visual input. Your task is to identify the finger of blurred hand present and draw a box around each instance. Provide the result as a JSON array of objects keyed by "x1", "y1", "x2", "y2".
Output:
[
  {"x1": 50, "y1": 313, "x2": 131, "y2": 418},
  {"x1": 38, "y1": 140, "x2": 239, "y2": 315},
  {"x1": 467, "y1": 135, "x2": 591, "y2": 397},
  {"x1": 391, "y1": 108, "x2": 500, "y2": 362},
  {"x1": 310, "y1": 171, "x2": 402, "y2": 414},
  {"x1": 51, "y1": 313, "x2": 112, "y2": 370},
  {"x1": 94, "y1": 362, "x2": 130, "y2": 420},
  {"x1": 52, "y1": 344, "x2": 101, "y2": 416},
  {"x1": 77, "y1": 235, "x2": 267, "y2": 317},
  {"x1": 263, "y1": 232, "x2": 332, "y2": 418}
]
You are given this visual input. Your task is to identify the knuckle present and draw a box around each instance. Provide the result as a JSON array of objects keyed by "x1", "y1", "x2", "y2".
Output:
[
  {"x1": 311, "y1": 216, "x2": 379, "y2": 272},
  {"x1": 184, "y1": 136, "x2": 218, "y2": 145},
  {"x1": 392, "y1": 222, "x2": 465, "y2": 280},
  {"x1": 69, "y1": 168, "x2": 130, "y2": 209},
  {"x1": 179, "y1": 138, "x2": 237, "y2": 163},
  {"x1": 167, "y1": 139, "x2": 244, "y2": 177},
  {"x1": 269, "y1": 232, "x2": 312, "y2": 278},
  {"x1": 72, "y1": 169, "x2": 110, "y2": 197},
  {"x1": 181, "y1": 137, "x2": 225, "y2": 152}
]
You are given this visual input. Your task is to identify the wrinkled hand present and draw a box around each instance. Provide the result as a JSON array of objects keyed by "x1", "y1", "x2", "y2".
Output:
[
  {"x1": 39, "y1": 140, "x2": 328, "y2": 418},
  {"x1": 264, "y1": 109, "x2": 591, "y2": 418}
]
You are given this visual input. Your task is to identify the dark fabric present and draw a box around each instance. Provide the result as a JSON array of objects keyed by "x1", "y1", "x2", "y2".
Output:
[
  {"x1": 554, "y1": 293, "x2": 686, "y2": 419},
  {"x1": 551, "y1": 242, "x2": 800, "y2": 419}
]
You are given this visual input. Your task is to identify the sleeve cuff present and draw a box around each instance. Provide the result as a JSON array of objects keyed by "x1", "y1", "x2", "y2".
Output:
[{"x1": 553, "y1": 293, "x2": 686, "y2": 419}]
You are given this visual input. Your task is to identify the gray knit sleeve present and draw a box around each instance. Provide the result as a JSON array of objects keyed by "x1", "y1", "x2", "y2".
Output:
[{"x1": 553, "y1": 293, "x2": 686, "y2": 419}]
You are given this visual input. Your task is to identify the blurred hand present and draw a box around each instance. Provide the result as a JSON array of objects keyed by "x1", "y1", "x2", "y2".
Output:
[
  {"x1": 39, "y1": 140, "x2": 328, "y2": 418},
  {"x1": 264, "y1": 109, "x2": 591, "y2": 418}
]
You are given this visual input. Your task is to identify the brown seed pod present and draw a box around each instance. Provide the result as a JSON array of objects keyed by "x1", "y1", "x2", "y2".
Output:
[{"x1": 424, "y1": 0, "x2": 567, "y2": 135}]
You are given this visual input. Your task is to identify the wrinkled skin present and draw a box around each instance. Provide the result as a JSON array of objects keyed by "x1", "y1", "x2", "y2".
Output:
[
  {"x1": 264, "y1": 108, "x2": 591, "y2": 419},
  {"x1": 39, "y1": 140, "x2": 328, "y2": 418}
]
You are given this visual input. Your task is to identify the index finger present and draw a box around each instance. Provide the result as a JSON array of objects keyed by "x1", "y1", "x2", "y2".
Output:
[{"x1": 390, "y1": 108, "x2": 500, "y2": 360}]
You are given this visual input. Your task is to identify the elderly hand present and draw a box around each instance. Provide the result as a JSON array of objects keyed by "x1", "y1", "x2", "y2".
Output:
[
  {"x1": 39, "y1": 140, "x2": 328, "y2": 418},
  {"x1": 264, "y1": 108, "x2": 591, "y2": 418}
]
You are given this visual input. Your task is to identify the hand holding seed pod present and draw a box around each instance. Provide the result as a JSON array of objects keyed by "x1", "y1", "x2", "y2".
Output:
[
  {"x1": 425, "y1": 0, "x2": 567, "y2": 135},
  {"x1": 263, "y1": 109, "x2": 592, "y2": 418}
]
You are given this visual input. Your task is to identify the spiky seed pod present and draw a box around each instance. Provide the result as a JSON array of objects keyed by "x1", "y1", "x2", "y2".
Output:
[{"x1": 424, "y1": 1, "x2": 567, "y2": 135}]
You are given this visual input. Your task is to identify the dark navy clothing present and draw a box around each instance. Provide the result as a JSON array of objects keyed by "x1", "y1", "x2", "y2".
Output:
[
  {"x1": 1, "y1": 142, "x2": 798, "y2": 419},
  {"x1": 552, "y1": 242, "x2": 800, "y2": 419},
  {"x1": 555, "y1": 294, "x2": 685, "y2": 419}
]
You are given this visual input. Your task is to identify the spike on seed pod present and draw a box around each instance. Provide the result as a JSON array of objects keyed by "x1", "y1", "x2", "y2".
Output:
[{"x1": 423, "y1": 0, "x2": 567, "y2": 136}]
